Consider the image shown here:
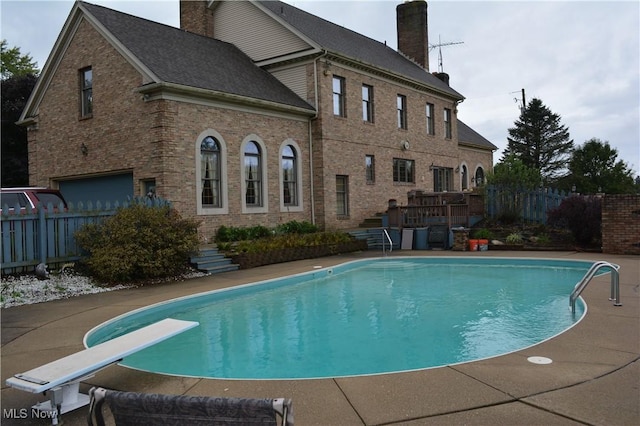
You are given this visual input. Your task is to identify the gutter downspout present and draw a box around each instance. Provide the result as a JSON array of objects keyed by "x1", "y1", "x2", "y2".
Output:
[{"x1": 309, "y1": 50, "x2": 328, "y2": 226}]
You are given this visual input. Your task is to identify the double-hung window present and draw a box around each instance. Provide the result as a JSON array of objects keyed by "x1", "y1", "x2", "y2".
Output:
[
  {"x1": 365, "y1": 155, "x2": 375, "y2": 183},
  {"x1": 397, "y1": 95, "x2": 407, "y2": 129},
  {"x1": 333, "y1": 76, "x2": 346, "y2": 117},
  {"x1": 426, "y1": 103, "x2": 435, "y2": 135},
  {"x1": 362, "y1": 84, "x2": 374, "y2": 122},
  {"x1": 336, "y1": 175, "x2": 349, "y2": 216},
  {"x1": 444, "y1": 108, "x2": 452, "y2": 139},
  {"x1": 80, "y1": 67, "x2": 93, "y2": 118},
  {"x1": 393, "y1": 158, "x2": 415, "y2": 183}
]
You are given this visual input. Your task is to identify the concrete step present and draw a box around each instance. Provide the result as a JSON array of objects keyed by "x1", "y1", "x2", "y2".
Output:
[
  {"x1": 197, "y1": 263, "x2": 240, "y2": 274},
  {"x1": 348, "y1": 228, "x2": 400, "y2": 250},
  {"x1": 190, "y1": 246, "x2": 239, "y2": 275}
]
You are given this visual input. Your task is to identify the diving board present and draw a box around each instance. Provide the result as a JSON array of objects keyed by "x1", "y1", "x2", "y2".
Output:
[{"x1": 6, "y1": 318, "x2": 198, "y2": 424}]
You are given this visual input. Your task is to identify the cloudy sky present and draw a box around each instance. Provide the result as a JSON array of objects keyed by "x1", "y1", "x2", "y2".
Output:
[{"x1": 2, "y1": 0, "x2": 638, "y2": 176}]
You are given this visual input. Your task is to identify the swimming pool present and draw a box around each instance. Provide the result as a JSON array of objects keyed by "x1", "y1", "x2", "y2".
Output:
[{"x1": 85, "y1": 257, "x2": 592, "y2": 379}]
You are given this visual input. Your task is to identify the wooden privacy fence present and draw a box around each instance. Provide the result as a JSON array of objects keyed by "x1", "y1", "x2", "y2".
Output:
[
  {"x1": 485, "y1": 185, "x2": 568, "y2": 224},
  {"x1": 1, "y1": 199, "x2": 168, "y2": 275}
]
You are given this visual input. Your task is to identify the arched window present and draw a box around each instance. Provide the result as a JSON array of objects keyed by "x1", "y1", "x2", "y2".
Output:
[
  {"x1": 474, "y1": 167, "x2": 485, "y2": 186},
  {"x1": 244, "y1": 141, "x2": 262, "y2": 206},
  {"x1": 201, "y1": 136, "x2": 221, "y2": 207},
  {"x1": 282, "y1": 145, "x2": 297, "y2": 206},
  {"x1": 461, "y1": 164, "x2": 468, "y2": 190}
]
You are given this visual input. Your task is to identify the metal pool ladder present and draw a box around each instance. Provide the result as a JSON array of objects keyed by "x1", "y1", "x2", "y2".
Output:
[
  {"x1": 382, "y1": 229, "x2": 393, "y2": 256},
  {"x1": 570, "y1": 261, "x2": 621, "y2": 314}
]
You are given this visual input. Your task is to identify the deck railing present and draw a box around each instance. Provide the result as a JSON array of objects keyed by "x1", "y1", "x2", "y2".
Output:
[{"x1": 387, "y1": 204, "x2": 470, "y2": 228}]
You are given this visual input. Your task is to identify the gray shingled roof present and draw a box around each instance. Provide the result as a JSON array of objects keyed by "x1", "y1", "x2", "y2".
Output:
[
  {"x1": 457, "y1": 120, "x2": 498, "y2": 150},
  {"x1": 259, "y1": 0, "x2": 464, "y2": 100},
  {"x1": 80, "y1": 2, "x2": 314, "y2": 112}
]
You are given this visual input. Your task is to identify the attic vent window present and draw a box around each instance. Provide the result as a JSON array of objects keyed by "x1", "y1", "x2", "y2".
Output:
[{"x1": 80, "y1": 67, "x2": 93, "y2": 118}]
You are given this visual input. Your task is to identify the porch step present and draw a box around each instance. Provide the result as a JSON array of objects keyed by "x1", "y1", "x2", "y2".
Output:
[{"x1": 190, "y1": 246, "x2": 239, "y2": 275}]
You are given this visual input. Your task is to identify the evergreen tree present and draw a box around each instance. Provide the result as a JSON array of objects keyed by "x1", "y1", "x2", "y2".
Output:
[
  {"x1": 563, "y1": 138, "x2": 636, "y2": 194},
  {"x1": 504, "y1": 98, "x2": 574, "y2": 184}
]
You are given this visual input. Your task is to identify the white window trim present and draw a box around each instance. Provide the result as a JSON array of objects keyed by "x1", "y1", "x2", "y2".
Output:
[
  {"x1": 241, "y1": 135, "x2": 269, "y2": 214},
  {"x1": 278, "y1": 139, "x2": 304, "y2": 213},
  {"x1": 196, "y1": 129, "x2": 229, "y2": 215}
]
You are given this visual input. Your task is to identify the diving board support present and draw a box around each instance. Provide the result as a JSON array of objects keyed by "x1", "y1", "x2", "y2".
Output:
[{"x1": 6, "y1": 318, "x2": 199, "y2": 425}]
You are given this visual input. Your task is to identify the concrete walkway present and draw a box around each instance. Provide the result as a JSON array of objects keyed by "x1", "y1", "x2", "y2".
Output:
[{"x1": 2, "y1": 250, "x2": 638, "y2": 425}]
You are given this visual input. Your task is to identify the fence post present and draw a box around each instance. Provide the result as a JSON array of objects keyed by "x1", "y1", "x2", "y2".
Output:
[{"x1": 38, "y1": 207, "x2": 46, "y2": 264}]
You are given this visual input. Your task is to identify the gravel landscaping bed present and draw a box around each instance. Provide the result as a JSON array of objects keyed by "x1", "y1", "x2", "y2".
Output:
[{"x1": 1, "y1": 267, "x2": 206, "y2": 308}]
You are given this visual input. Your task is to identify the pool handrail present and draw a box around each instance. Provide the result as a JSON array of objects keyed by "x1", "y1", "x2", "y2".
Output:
[
  {"x1": 570, "y1": 261, "x2": 621, "y2": 314},
  {"x1": 382, "y1": 229, "x2": 392, "y2": 256}
]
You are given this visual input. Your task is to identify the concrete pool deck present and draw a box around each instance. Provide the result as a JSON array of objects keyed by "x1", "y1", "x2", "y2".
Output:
[{"x1": 1, "y1": 250, "x2": 638, "y2": 425}]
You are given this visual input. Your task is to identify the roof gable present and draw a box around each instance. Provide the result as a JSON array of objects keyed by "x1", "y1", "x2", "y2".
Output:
[
  {"x1": 256, "y1": 0, "x2": 463, "y2": 100},
  {"x1": 81, "y1": 2, "x2": 313, "y2": 111},
  {"x1": 19, "y1": 0, "x2": 314, "y2": 123}
]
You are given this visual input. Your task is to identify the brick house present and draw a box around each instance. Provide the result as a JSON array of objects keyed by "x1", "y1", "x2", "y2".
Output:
[{"x1": 19, "y1": 0, "x2": 496, "y2": 238}]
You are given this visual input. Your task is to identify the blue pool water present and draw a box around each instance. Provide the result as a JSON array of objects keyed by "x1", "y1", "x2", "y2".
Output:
[{"x1": 85, "y1": 257, "x2": 591, "y2": 379}]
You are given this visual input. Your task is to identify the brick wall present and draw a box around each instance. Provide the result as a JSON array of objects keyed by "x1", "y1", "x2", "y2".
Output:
[
  {"x1": 28, "y1": 19, "x2": 312, "y2": 241},
  {"x1": 29, "y1": 8, "x2": 494, "y2": 238},
  {"x1": 602, "y1": 194, "x2": 640, "y2": 255},
  {"x1": 313, "y1": 60, "x2": 493, "y2": 230},
  {"x1": 29, "y1": 19, "x2": 154, "y2": 185}
]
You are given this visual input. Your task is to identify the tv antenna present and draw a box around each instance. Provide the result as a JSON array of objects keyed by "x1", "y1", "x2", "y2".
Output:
[
  {"x1": 429, "y1": 35, "x2": 464, "y2": 72},
  {"x1": 511, "y1": 88, "x2": 526, "y2": 112}
]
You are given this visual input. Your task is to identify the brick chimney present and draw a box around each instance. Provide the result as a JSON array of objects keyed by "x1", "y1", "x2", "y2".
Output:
[
  {"x1": 433, "y1": 72, "x2": 450, "y2": 86},
  {"x1": 397, "y1": 1, "x2": 429, "y2": 71},
  {"x1": 180, "y1": 0, "x2": 214, "y2": 37}
]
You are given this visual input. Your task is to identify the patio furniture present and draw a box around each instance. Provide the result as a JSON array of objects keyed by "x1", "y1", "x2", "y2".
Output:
[{"x1": 87, "y1": 387, "x2": 294, "y2": 426}]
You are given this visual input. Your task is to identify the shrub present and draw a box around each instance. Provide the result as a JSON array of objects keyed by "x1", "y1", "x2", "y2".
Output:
[
  {"x1": 472, "y1": 228, "x2": 493, "y2": 240},
  {"x1": 505, "y1": 233, "x2": 523, "y2": 244},
  {"x1": 533, "y1": 234, "x2": 552, "y2": 245},
  {"x1": 547, "y1": 195, "x2": 602, "y2": 246},
  {"x1": 75, "y1": 202, "x2": 200, "y2": 283},
  {"x1": 215, "y1": 225, "x2": 272, "y2": 242},
  {"x1": 215, "y1": 225, "x2": 248, "y2": 242},
  {"x1": 245, "y1": 225, "x2": 270, "y2": 240},
  {"x1": 215, "y1": 221, "x2": 319, "y2": 243},
  {"x1": 275, "y1": 220, "x2": 319, "y2": 235},
  {"x1": 220, "y1": 231, "x2": 354, "y2": 254}
]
